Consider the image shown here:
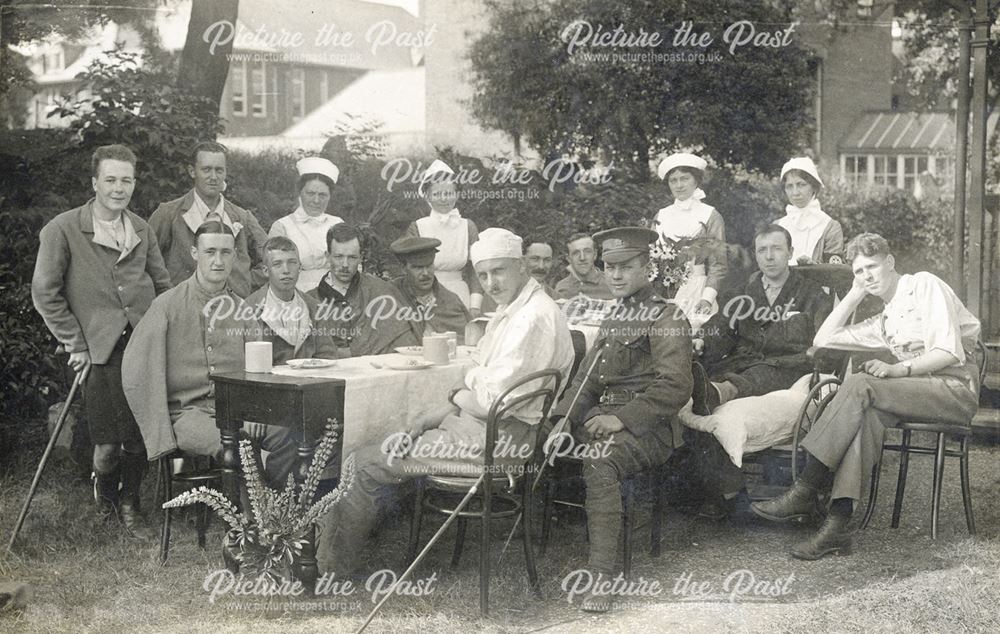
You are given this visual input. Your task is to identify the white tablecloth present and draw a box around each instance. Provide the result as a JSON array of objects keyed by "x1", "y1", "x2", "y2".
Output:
[{"x1": 272, "y1": 347, "x2": 476, "y2": 456}]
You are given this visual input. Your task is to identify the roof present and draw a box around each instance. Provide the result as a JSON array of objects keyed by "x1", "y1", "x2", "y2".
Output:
[
  {"x1": 223, "y1": 0, "x2": 421, "y2": 70},
  {"x1": 840, "y1": 111, "x2": 999, "y2": 153},
  {"x1": 282, "y1": 66, "x2": 425, "y2": 138}
]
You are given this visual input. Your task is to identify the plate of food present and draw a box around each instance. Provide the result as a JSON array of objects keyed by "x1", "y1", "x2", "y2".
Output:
[
  {"x1": 395, "y1": 346, "x2": 423, "y2": 356},
  {"x1": 286, "y1": 358, "x2": 336, "y2": 369},
  {"x1": 385, "y1": 358, "x2": 434, "y2": 371}
]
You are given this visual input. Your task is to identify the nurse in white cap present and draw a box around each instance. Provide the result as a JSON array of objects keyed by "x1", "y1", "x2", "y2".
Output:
[
  {"x1": 268, "y1": 156, "x2": 344, "y2": 292},
  {"x1": 404, "y1": 159, "x2": 483, "y2": 316},
  {"x1": 776, "y1": 157, "x2": 844, "y2": 265},
  {"x1": 652, "y1": 152, "x2": 727, "y2": 325}
]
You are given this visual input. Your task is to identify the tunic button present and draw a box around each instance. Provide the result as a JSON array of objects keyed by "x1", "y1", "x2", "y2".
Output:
[
  {"x1": 210, "y1": 365, "x2": 216, "y2": 373},
  {"x1": 117, "y1": 285, "x2": 124, "y2": 291},
  {"x1": 207, "y1": 346, "x2": 213, "y2": 352}
]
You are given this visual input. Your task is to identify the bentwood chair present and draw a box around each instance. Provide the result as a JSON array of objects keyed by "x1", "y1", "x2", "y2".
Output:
[
  {"x1": 859, "y1": 340, "x2": 987, "y2": 539},
  {"x1": 406, "y1": 369, "x2": 563, "y2": 617},
  {"x1": 156, "y1": 452, "x2": 231, "y2": 564}
]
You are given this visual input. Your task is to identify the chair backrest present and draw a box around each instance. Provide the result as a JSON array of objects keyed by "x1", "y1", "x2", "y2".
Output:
[
  {"x1": 483, "y1": 369, "x2": 563, "y2": 469},
  {"x1": 565, "y1": 330, "x2": 588, "y2": 393}
]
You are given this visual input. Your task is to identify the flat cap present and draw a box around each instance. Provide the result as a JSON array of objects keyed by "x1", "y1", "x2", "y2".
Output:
[{"x1": 390, "y1": 236, "x2": 441, "y2": 263}]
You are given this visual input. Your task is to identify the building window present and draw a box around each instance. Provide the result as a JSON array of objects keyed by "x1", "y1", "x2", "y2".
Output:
[
  {"x1": 251, "y1": 61, "x2": 267, "y2": 118},
  {"x1": 902, "y1": 156, "x2": 928, "y2": 193},
  {"x1": 231, "y1": 61, "x2": 247, "y2": 117},
  {"x1": 872, "y1": 155, "x2": 898, "y2": 186},
  {"x1": 291, "y1": 68, "x2": 305, "y2": 120},
  {"x1": 41, "y1": 48, "x2": 64, "y2": 74},
  {"x1": 844, "y1": 155, "x2": 868, "y2": 185}
]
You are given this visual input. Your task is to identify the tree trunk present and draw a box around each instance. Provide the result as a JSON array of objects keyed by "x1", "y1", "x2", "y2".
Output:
[{"x1": 177, "y1": 0, "x2": 239, "y2": 109}]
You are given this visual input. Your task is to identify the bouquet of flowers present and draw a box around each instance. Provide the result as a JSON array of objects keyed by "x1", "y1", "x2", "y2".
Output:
[
  {"x1": 643, "y1": 219, "x2": 724, "y2": 292},
  {"x1": 162, "y1": 420, "x2": 355, "y2": 584}
]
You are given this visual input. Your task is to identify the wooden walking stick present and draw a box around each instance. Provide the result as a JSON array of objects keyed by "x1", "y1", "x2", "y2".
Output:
[
  {"x1": 498, "y1": 349, "x2": 604, "y2": 564},
  {"x1": 356, "y1": 473, "x2": 485, "y2": 634},
  {"x1": 6, "y1": 371, "x2": 83, "y2": 553}
]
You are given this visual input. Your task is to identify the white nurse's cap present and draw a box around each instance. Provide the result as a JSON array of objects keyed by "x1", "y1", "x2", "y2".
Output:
[
  {"x1": 780, "y1": 157, "x2": 824, "y2": 189},
  {"x1": 657, "y1": 152, "x2": 707, "y2": 180},
  {"x1": 296, "y1": 157, "x2": 339, "y2": 184}
]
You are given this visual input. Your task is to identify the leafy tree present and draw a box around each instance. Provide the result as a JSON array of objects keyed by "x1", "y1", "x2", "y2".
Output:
[{"x1": 468, "y1": 0, "x2": 814, "y2": 180}]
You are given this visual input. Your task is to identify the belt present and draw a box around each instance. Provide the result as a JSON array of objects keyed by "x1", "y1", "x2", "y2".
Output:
[{"x1": 599, "y1": 388, "x2": 638, "y2": 407}]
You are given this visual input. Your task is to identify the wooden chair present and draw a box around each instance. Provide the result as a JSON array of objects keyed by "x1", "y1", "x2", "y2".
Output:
[
  {"x1": 406, "y1": 369, "x2": 563, "y2": 617},
  {"x1": 156, "y1": 452, "x2": 231, "y2": 564},
  {"x1": 859, "y1": 340, "x2": 987, "y2": 538}
]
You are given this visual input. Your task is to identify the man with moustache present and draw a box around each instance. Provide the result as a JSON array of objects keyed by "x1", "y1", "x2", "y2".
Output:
[
  {"x1": 555, "y1": 233, "x2": 614, "y2": 301},
  {"x1": 752, "y1": 233, "x2": 980, "y2": 559},
  {"x1": 686, "y1": 224, "x2": 831, "y2": 520},
  {"x1": 149, "y1": 141, "x2": 268, "y2": 298},
  {"x1": 311, "y1": 223, "x2": 418, "y2": 356},
  {"x1": 548, "y1": 227, "x2": 693, "y2": 613},
  {"x1": 525, "y1": 240, "x2": 557, "y2": 298},
  {"x1": 317, "y1": 227, "x2": 575, "y2": 577},
  {"x1": 32, "y1": 144, "x2": 171, "y2": 535},
  {"x1": 245, "y1": 236, "x2": 337, "y2": 365},
  {"x1": 389, "y1": 236, "x2": 471, "y2": 342},
  {"x1": 122, "y1": 221, "x2": 298, "y2": 485}
]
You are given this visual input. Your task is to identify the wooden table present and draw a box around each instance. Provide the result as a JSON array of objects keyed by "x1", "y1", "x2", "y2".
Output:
[{"x1": 211, "y1": 370, "x2": 346, "y2": 592}]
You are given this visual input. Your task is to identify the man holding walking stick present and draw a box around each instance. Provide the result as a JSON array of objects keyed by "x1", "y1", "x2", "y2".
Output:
[
  {"x1": 548, "y1": 227, "x2": 694, "y2": 613},
  {"x1": 31, "y1": 144, "x2": 171, "y2": 537}
]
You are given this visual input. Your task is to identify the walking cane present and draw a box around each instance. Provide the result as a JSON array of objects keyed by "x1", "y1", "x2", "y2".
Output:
[
  {"x1": 6, "y1": 370, "x2": 83, "y2": 554},
  {"x1": 498, "y1": 349, "x2": 604, "y2": 564},
  {"x1": 355, "y1": 473, "x2": 485, "y2": 634}
]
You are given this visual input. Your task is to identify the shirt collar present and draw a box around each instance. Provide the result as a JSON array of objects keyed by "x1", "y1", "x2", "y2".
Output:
[
  {"x1": 291, "y1": 205, "x2": 330, "y2": 224},
  {"x1": 430, "y1": 208, "x2": 461, "y2": 226}
]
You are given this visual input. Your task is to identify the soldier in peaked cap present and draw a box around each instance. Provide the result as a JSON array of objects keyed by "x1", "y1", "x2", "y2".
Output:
[
  {"x1": 548, "y1": 226, "x2": 694, "y2": 613},
  {"x1": 390, "y1": 235, "x2": 471, "y2": 342}
]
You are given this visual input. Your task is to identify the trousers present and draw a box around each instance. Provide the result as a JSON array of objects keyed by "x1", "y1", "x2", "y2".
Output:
[{"x1": 801, "y1": 373, "x2": 978, "y2": 501}]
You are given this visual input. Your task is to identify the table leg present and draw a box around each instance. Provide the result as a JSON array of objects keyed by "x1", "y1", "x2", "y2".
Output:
[
  {"x1": 218, "y1": 426, "x2": 242, "y2": 506},
  {"x1": 295, "y1": 440, "x2": 318, "y2": 594}
]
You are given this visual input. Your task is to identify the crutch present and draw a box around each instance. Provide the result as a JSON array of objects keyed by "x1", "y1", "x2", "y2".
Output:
[
  {"x1": 356, "y1": 473, "x2": 484, "y2": 634},
  {"x1": 498, "y1": 349, "x2": 604, "y2": 563},
  {"x1": 6, "y1": 370, "x2": 83, "y2": 553}
]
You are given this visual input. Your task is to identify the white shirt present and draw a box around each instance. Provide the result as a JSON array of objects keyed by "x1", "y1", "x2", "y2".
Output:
[
  {"x1": 464, "y1": 277, "x2": 575, "y2": 424},
  {"x1": 260, "y1": 287, "x2": 311, "y2": 352},
  {"x1": 818, "y1": 272, "x2": 980, "y2": 365}
]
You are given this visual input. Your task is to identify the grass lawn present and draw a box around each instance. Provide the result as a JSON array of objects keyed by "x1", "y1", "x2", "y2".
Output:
[{"x1": 1, "y1": 430, "x2": 998, "y2": 634}]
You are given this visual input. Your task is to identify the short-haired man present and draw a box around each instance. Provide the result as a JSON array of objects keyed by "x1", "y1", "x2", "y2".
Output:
[
  {"x1": 555, "y1": 233, "x2": 614, "y2": 301},
  {"x1": 389, "y1": 236, "x2": 471, "y2": 342},
  {"x1": 32, "y1": 144, "x2": 172, "y2": 535},
  {"x1": 311, "y1": 223, "x2": 418, "y2": 356},
  {"x1": 549, "y1": 227, "x2": 693, "y2": 612},
  {"x1": 245, "y1": 236, "x2": 337, "y2": 365},
  {"x1": 148, "y1": 141, "x2": 268, "y2": 298},
  {"x1": 752, "y1": 233, "x2": 980, "y2": 559},
  {"x1": 692, "y1": 224, "x2": 833, "y2": 411},
  {"x1": 122, "y1": 221, "x2": 298, "y2": 485},
  {"x1": 686, "y1": 224, "x2": 832, "y2": 519},
  {"x1": 317, "y1": 227, "x2": 575, "y2": 576},
  {"x1": 525, "y1": 240, "x2": 557, "y2": 298}
]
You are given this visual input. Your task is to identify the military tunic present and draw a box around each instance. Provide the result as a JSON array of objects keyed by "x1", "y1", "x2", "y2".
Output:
[{"x1": 550, "y1": 283, "x2": 693, "y2": 574}]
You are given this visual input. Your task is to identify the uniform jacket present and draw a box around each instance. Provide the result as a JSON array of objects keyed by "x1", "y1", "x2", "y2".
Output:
[
  {"x1": 310, "y1": 271, "x2": 420, "y2": 356},
  {"x1": 551, "y1": 284, "x2": 694, "y2": 448},
  {"x1": 245, "y1": 285, "x2": 339, "y2": 365},
  {"x1": 148, "y1": 190, "x2": 268, "y2": 298},
  {"x1": 392, "y1": 275, "x2": 472, "y2": 343},
  {"x1": 31, "y1": 200, "x2": 172, "y2": 364}
]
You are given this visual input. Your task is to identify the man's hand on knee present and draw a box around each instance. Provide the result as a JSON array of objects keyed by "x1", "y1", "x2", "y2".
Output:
[
  {"x1": 583, "y1": 415, "x2": 624, "y2": 440},
  {"x1": 244, "y1": 421, "x2": 267, "y2": 442}
]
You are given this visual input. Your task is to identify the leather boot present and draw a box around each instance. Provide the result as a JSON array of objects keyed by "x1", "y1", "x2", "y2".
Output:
[
  {"x1": 93, "y1": 468, "x2": 120, "y2": 519},
  {"x1": 750, "y1": 480, "x2": 819, "y2": 523},
  {"x1": 118, "y1": 452, "x2": 153, "y2": 539},
  {"x1": 790, "y1": 513, "x2": 853, "y2": 560}
]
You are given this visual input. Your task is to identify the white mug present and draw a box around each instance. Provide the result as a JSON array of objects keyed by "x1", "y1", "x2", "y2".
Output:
[{"x1": 245, "y1": 341, "x2": 272, "y2": 373}]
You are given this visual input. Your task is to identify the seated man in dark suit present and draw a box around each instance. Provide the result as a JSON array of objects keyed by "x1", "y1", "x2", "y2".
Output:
[
  {"x1": 688, "y1": 224, "x2": 832, "y2": 519},
  {"x1": 389, "y1": 236, "x2": 471, "y2": 343},
  {"x1": 245, "y1": 236, "x2": 338, "y2": 365}
]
